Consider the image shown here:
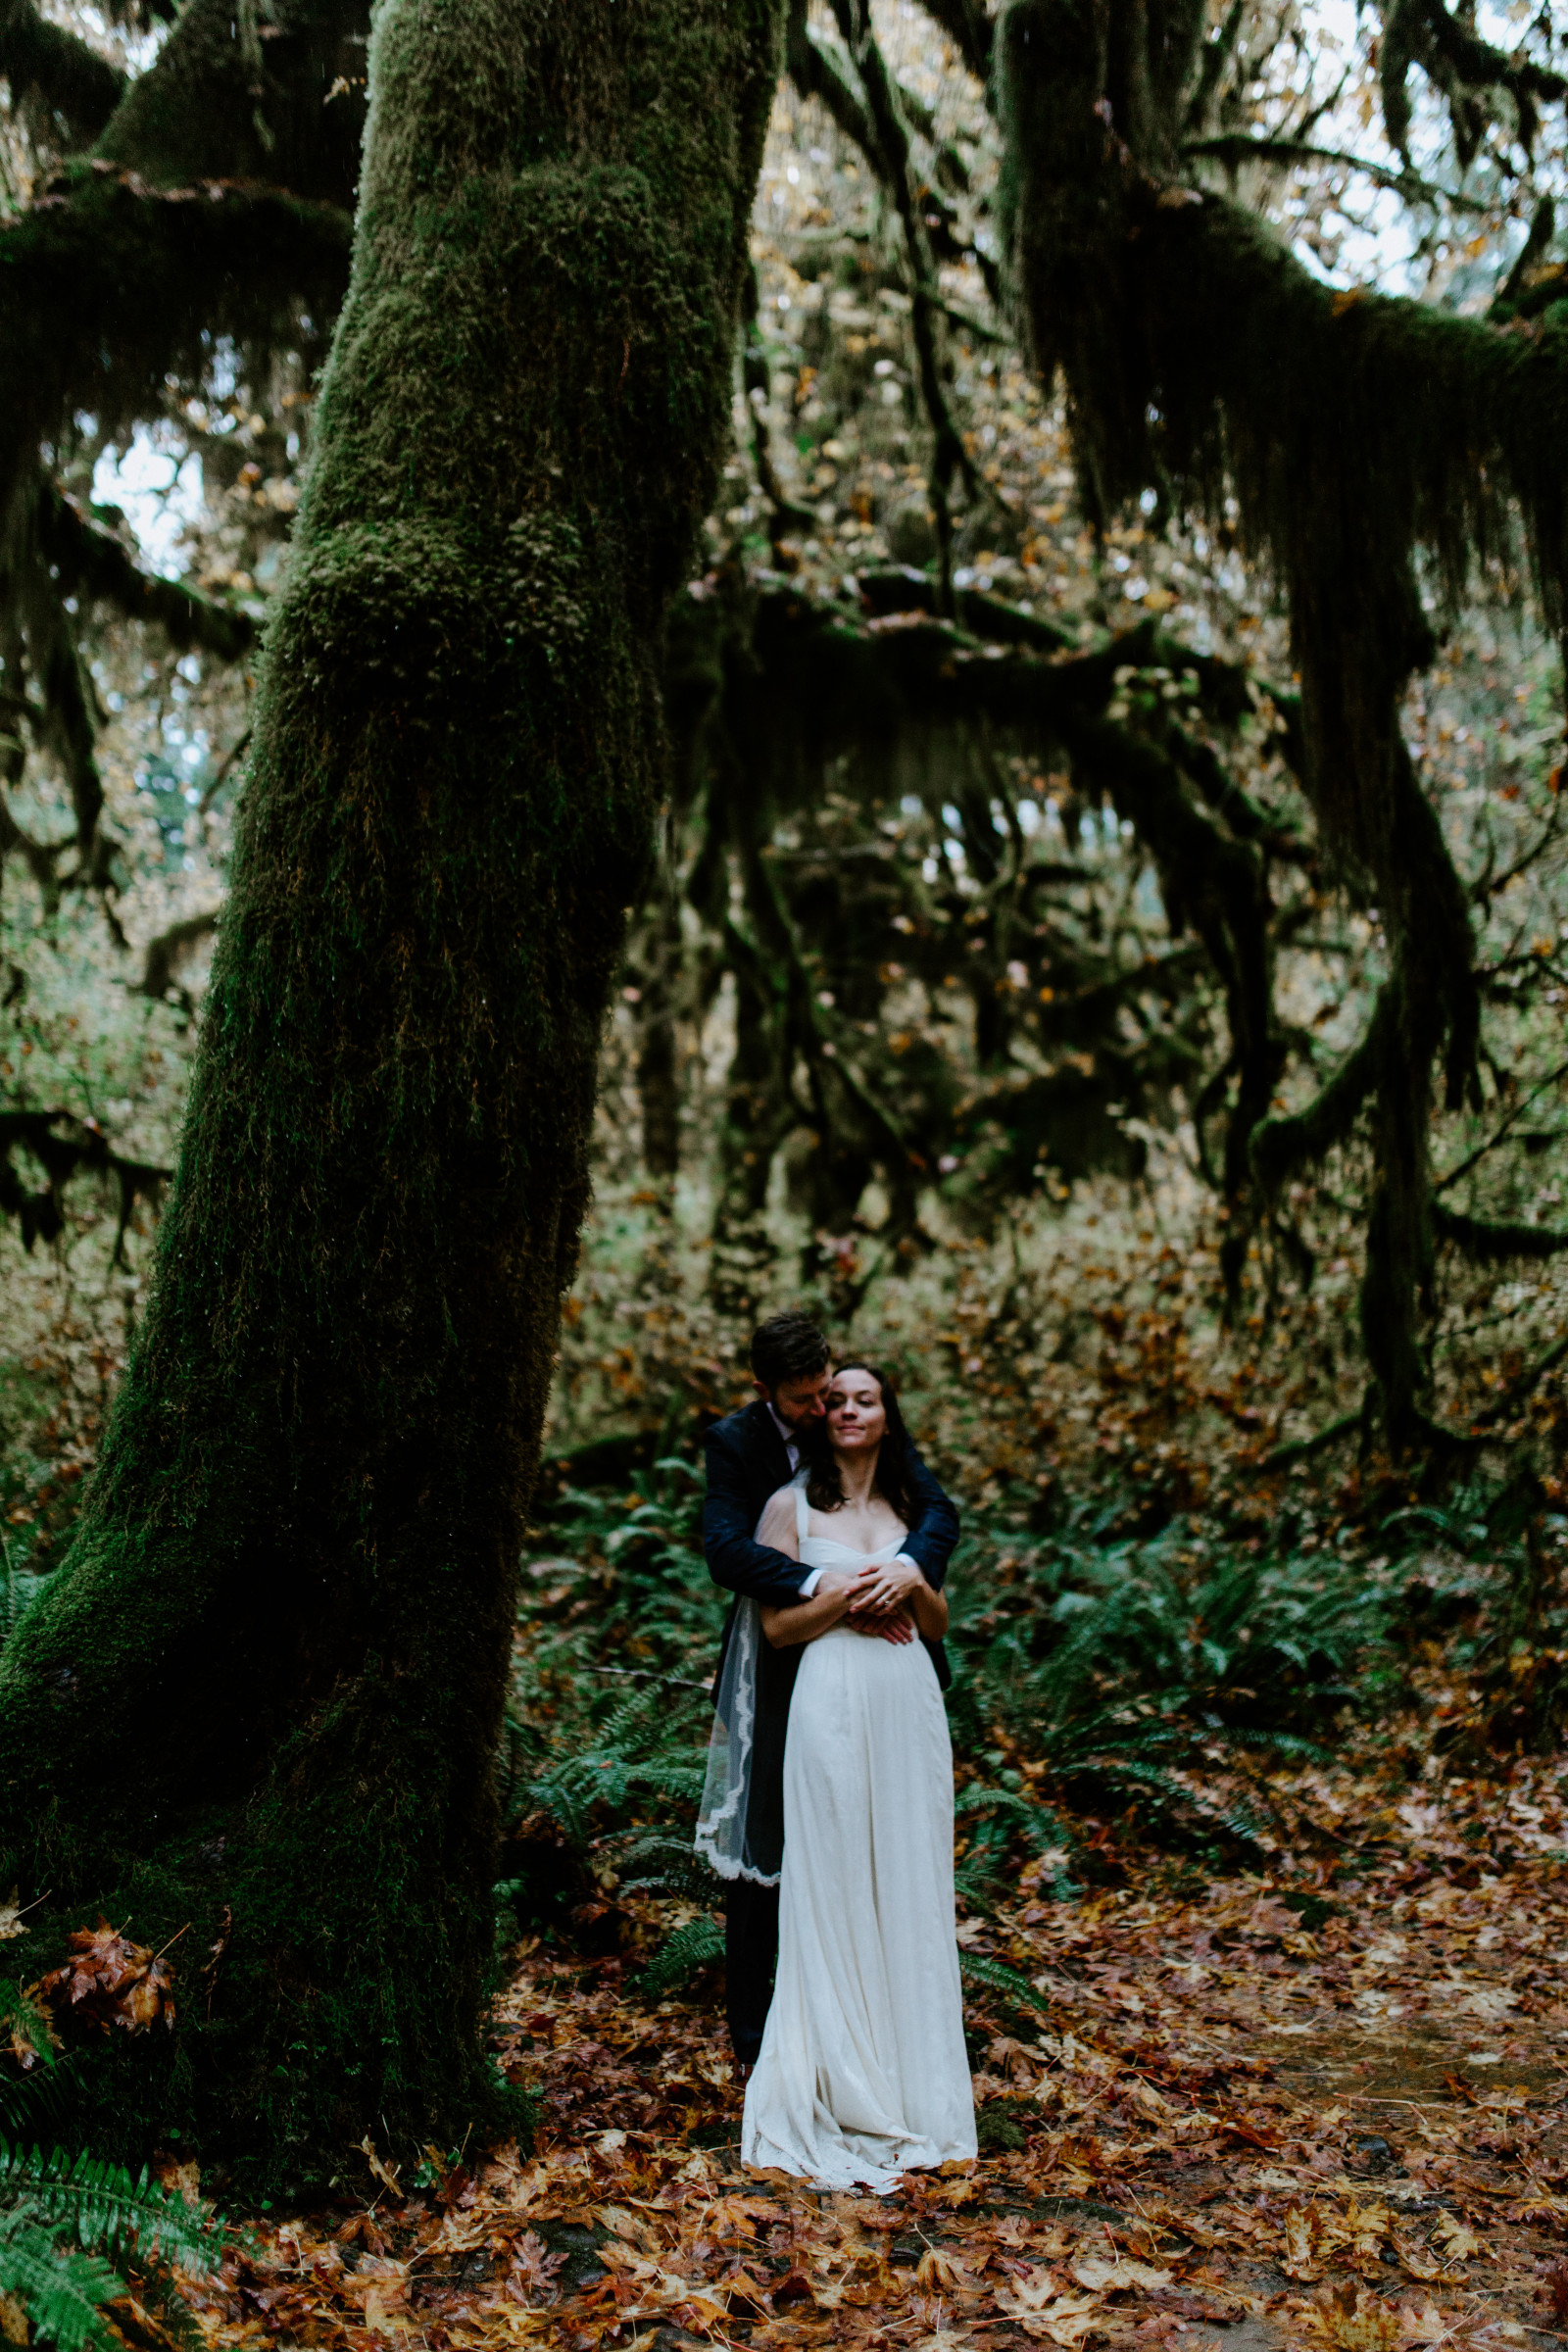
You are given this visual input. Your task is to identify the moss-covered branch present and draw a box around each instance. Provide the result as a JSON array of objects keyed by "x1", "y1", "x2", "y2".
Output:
[
  {"x1": 1250, "y1": 989, "x2": 1391, "y2": 1197},
  {"x1": 0, "y1": 171, "x2": 351, "y2": 503},
  {"x1": 784, "y1": 0, "x2": 875, "y2": 156},
  {"x1": 0, "y1": 1105, "x2": 166, "y2": 1259},
  {"x1": 39, "y1": 485, "x2": 256, "y2": 661},
  {"x1": 828, "y1": 0, "x2": 982, "y2": 605},
  {"x1": 1432, "y1": 1203, "x2": 1568, "y2": 1262},
  {"x1": 136, "y1": 909, "x2": 220, "y2": 1003},
  {"x1": 93, "y1": 0, "x2": 370, "y2": 205},
  {"x1": 997, "y1": 0, "x2": 1525, "y2": 1448},
  {"x1": 1182, "y1": 133, "x2": 1477, "y2": 214},
  {"x1": 3, "y1": 527, "x2": 105, "y2": 861},
  {"x1": 0, "y1": 788, "x2": 64, "y2": 901},
  {"x1": 916, "y1": 0, "x2": 993, "y2": 81},
  {"x1": 0, "y1": 0, "x2": 125, "y2": 143},
  {"x1": 1380, "y1": 0, "x2": 1565, "y2": 166}
]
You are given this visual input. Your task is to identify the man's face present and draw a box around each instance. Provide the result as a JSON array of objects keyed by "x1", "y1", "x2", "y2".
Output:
[{"x1": 757, "y1": 1367, "x2": 831, "y2": 1428}]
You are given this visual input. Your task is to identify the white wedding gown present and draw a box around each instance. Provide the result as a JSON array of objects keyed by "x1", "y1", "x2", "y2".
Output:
[{"x1": 741, "y1": 1482, "x2": 976, "y2": 2190}]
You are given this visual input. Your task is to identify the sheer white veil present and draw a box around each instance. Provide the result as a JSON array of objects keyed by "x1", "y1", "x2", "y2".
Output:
[
  {"x1": 694, "y1": 1477, "x2": 805, "y2": 1886},
  {"x1": 694, "y1": 1592, "x2": 774, "y2": 1884}
]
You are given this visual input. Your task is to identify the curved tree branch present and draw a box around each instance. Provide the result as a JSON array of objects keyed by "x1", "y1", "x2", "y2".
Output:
[
  {"x1": 39, "y1": 484, "x2": 257, "y2": 661},
  {"x1": 0, "y1": 0, "x2": 125, "y2": 144}
]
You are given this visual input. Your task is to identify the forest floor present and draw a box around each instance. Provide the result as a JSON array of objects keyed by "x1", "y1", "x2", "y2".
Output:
[{"x1": 193, "y1": 1761, "x2": 1568, "y2": 2352}]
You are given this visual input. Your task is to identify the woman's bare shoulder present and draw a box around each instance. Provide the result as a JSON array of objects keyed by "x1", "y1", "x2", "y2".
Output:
[{"x1": 757, "y1": 1486, "x2": 801, "y2": 1550}]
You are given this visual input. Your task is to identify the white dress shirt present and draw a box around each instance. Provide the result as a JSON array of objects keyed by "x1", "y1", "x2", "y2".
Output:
[{"x1": 767, "y1": 1404, "x2": 917, "y2": 1600}]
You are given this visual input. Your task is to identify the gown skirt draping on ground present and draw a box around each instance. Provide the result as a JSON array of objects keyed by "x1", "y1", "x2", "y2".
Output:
[{"x1": 740, "y1": 1497, "x2": 976, "y2": 2191}]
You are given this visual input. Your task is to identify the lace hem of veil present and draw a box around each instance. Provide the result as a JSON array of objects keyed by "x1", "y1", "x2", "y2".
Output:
[{"x1": 695, "y1": 1592, "x2": 780, "y2": 1887}]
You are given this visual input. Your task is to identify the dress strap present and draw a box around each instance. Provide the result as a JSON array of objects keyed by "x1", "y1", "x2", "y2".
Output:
[{"x1": 795, "y1": 1474, "x2": 810, "y2": 1543}]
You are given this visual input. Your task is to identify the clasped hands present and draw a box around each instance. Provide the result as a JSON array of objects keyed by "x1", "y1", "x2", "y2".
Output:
[{"x1": 817, "y1": 1558, "x2": 925, "y2": 1645}]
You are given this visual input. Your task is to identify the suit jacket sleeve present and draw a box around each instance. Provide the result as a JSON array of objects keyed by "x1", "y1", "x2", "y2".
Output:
[
  {"x1": 898, "y1": 1444, "x2": 960, "y2": 1589},
  {"x1": 703, "y1": 1420, "x2": 812, "y2": 1608}
]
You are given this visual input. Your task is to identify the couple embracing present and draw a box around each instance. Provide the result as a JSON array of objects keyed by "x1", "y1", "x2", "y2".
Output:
[{"x1": 695, "y1": 1310, "x2": 976, "y2": 2192}]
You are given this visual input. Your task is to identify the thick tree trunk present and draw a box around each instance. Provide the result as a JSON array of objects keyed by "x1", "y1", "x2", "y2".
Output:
[{"x1": 0, "y1": 0, "x2": 776, "y2": 2184}]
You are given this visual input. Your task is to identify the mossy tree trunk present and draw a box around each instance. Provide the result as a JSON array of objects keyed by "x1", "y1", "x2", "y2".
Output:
[{"x1": 0, "y1": 0, "x2": 777, "y2": 2185}]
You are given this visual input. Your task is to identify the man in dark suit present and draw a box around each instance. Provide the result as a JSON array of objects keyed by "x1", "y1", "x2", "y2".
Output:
[{"x1": 703, "y1": 1308, "x2": 960, "y2": 2068}]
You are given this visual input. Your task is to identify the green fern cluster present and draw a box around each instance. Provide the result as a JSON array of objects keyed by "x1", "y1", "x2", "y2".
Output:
[
  {"x1": 0, "y1": 1986, "x2": 226, "y2": 2352},
  {"x1": 0, "y1": 2134, "x2": 225, "y2": 2352},
  {"x1": 508, "y1": 1675, "x2": 711, "y2": 1850}
]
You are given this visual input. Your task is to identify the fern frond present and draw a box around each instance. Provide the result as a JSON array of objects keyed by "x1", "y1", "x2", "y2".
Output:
[
  {"x1": 0, "y1": 1984, "x2": 56, "y2": 2075},
  {"x1": 0, "y1": 2145, "x2": 223, "y2": 2275},
  {"x1": 1223, "y1": 1727, "x2": 1329, "y2": 1762},
  {"x1": 957, "y1": 1953, "x2": 1053, "y2": 2020},
  {"x1": 0, "y1": 2212, "x2": 123, "y2": 2352},
  {"x1": 635, "y1": 1916, "x2": 724, "y2": 1998},
  {"x1": 956, "y1": 1785, "x2": 1075, "y2": 1849}
]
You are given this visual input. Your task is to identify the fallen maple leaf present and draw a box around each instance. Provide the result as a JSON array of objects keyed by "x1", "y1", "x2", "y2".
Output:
[
  {"x1": 997, "y1": 2266, "x2": 1067, "y2": 2316},
  {"x1": 506, "y1": 2230, "x2": 567, "y2": 2303},
  {"x1": 1432, "y1": 2214, "x2": 1487, "y2": 2264},
  {"x1": 1285, "y1": 2206, "x2": 1327, "y2": 2281},
  {"x1": 357, "y1": 2135, "x2": 402, "y2": 2196},
  {"x1": 361, "y1": 2283, "x2": 414, "y2": 2339},
  {"x1": 28, "y1": 1920, "x2": 176, "y2": 2035},
  {"x1": 0, "y1": 1889, "x2": 32, "y2": 1940},
  {"x1": 915, "y1": 2246, "x2": 968, "y2": 2292},
  {"x1": 1071, "y1": 2253, "x2": 1174, "y2": 2293},
  {"x1": 1392, "y1": 2230, "x2": 1446, "y2": 2282},
  {"x1": 1293, "y1": 2283, "x2": 1403, "y2": 2351},
  {"x1": 1535, "y1": 2259, "x2": 1568, "y2": 2323},
  {"x1": 1399, "y1": 2297, "x2": 1458, "y2": 2344}
]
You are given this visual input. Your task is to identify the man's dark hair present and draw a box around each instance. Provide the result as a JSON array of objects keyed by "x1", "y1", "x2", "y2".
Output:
[
  {"x1": 802, "y1": 1363, "x2": 914, "y2": 1524},
  {"x1": 751, "y1": 1309, "x2": 830, "y2": 1393}
]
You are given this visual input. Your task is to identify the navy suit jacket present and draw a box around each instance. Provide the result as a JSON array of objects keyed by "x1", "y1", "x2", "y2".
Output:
[{"x1": 703, "y1": 1397, "x2": 959, "y2": 1691}]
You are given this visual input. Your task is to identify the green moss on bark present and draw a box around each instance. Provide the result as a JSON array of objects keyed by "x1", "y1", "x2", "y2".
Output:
[
  {"x1": 0, "y1": 0, "x2": 125, "y2": 143},
  {"x1": 95, "y1": 0, "x2": 369, "y2": 206},
  {"x1": 0, "y1": 0, "x2": 778, "y2": 2187},
  {"x1": 0, "y1": 170, "x2": 351, "y2": 478}
]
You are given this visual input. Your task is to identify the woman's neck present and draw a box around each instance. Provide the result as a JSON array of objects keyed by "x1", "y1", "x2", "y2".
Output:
[{"x1": 832, "y1": 1445, "x2": 880, "y2": 1508}]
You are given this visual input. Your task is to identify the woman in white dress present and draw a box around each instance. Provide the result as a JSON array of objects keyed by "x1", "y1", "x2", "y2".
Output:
[{"x1": 735, "y1": 1364, "x2": 975, "y2": 2190}]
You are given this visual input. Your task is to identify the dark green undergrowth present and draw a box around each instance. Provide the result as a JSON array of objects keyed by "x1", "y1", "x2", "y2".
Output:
[{"x1": 500, "y1": 1452, "x2": 1567, "y2": 1994}]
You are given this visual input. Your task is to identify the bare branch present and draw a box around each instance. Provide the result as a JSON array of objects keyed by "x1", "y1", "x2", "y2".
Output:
[
  {"x1": 1182, "y1": 132, "x2": 1483, "y2": 215},
  {"x1": 198, "y1": 725, "x2": 252, "y2": 813},
  {"x1": 136, "y1": 907, "x2": 220, "y2": 1001},
  {"x1": 1434, "y1": 1054, "x2": 1568, "y2": 1195}
]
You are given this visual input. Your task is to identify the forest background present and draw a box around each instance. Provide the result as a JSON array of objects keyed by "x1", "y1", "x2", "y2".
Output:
[
  {"x1": 1, "y1": 0, "x2": 1567, "y2": 2320},
  {"x1": 6, "y1": 0, "x2": 1568, "y2": 1652}
]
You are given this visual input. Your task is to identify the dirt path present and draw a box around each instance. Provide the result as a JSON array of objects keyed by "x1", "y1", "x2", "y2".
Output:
[{"x1": 201, "y1": 1762, "x2": 1568, "y2": 2352}]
